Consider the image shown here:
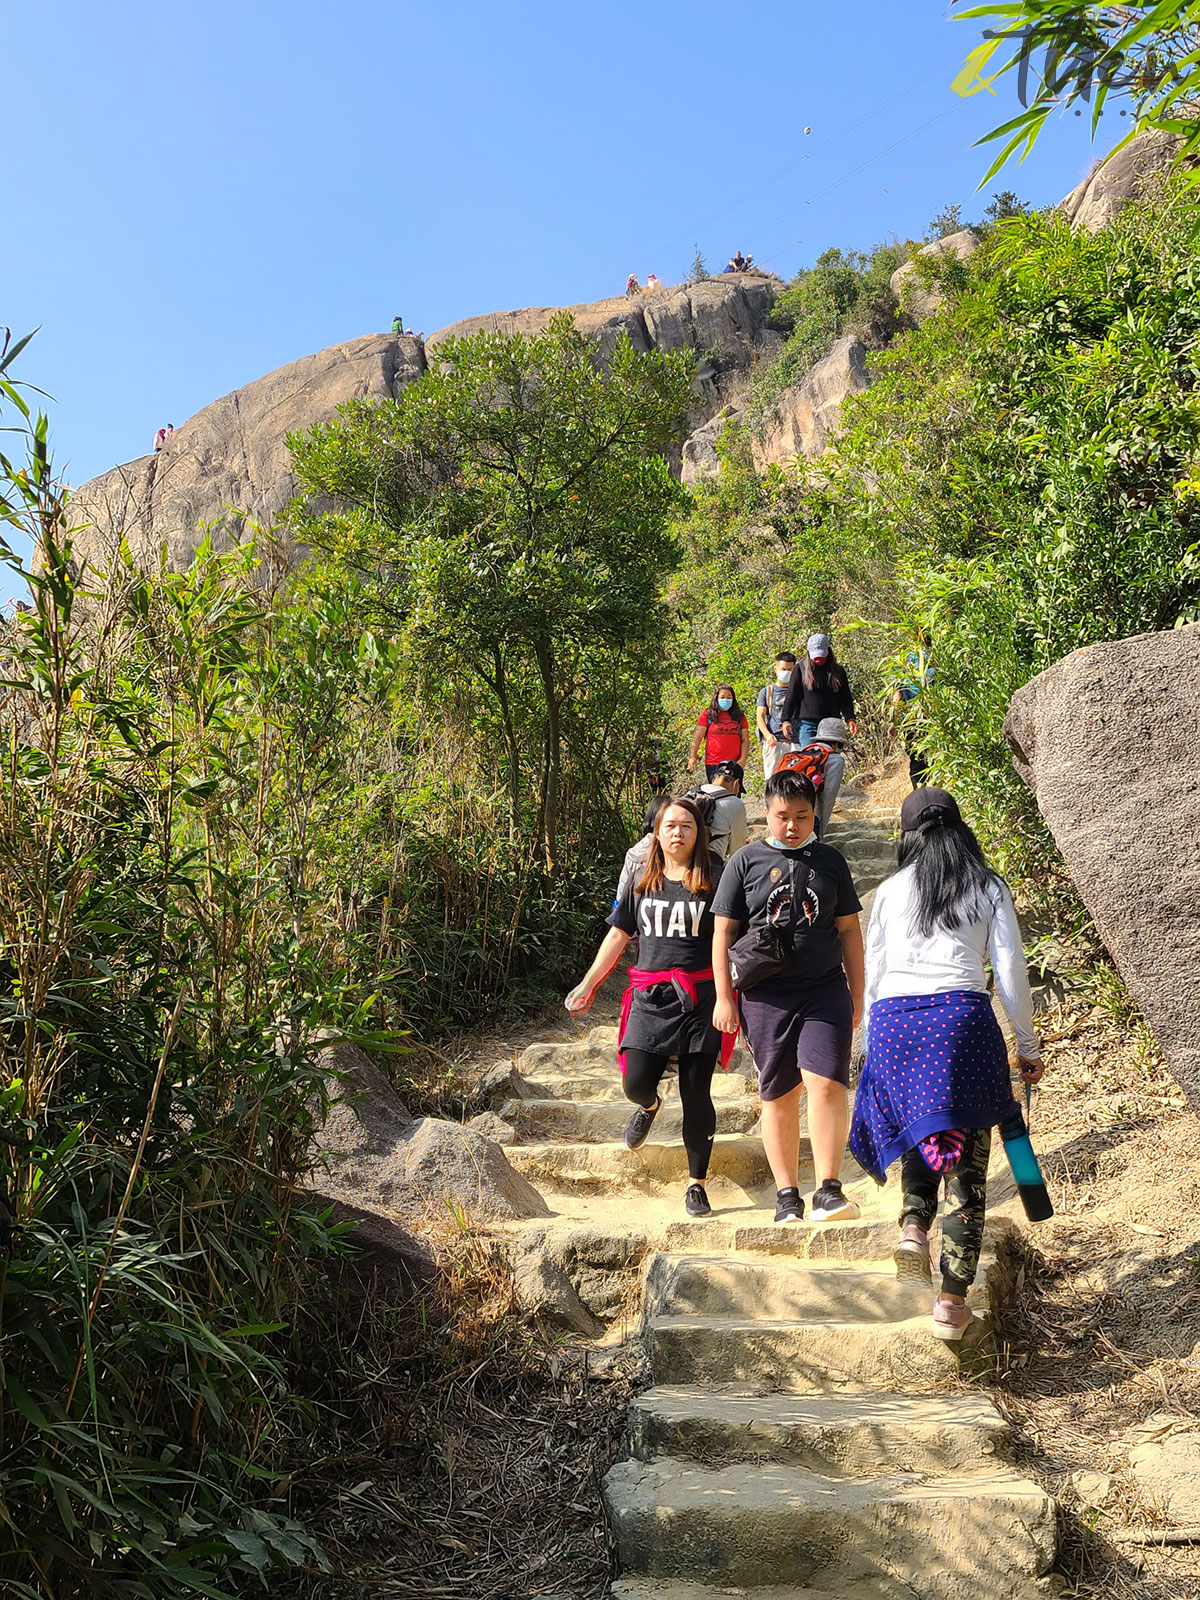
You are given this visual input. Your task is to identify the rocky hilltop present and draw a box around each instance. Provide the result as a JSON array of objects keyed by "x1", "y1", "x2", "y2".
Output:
[{"x1": 66, "y1": 132, "x2": 1177, "y2": 573}]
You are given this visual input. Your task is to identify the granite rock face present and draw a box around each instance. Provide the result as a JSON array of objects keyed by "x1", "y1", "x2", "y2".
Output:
[
  {"x1": 67, "y1": 280, "x2": 781, "y2": 572},
  {"x1": 1004, "y1": 625, "x2": 1200, "y2": 1113},
  {"x1": 1059, "y1": 128, "x2": 1180, "y2": 233},
  {"x1": 69, "y1": 335, "x2": 427, "y2": 573},
  {"x1": 889, "y1": 228, "x2": 980, "y2": 323},
  {"x1": 753, "y1": 334, "x2": 872, "y2": 469}
]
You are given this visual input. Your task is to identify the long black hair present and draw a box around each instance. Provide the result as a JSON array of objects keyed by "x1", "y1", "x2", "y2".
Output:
[
  {"x1": 896, "y1": 816, "x2": 1001, "y2": 938},
  {"x1": 706, "y1": 683, "x2": 744, "y2": 723},
  {"x1": 800, "y1": 649, "x2": 848, "y2": 694}
]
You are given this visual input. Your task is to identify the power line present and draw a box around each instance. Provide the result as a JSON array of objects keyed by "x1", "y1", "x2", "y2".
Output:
[{"x1": 632, "y1": 48, "x2": 967, "y2": 272}]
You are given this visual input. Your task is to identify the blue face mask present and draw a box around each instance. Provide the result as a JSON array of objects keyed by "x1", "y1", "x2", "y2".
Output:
[
  {"x1": 767, "y1": 829, "x2": 816, "y2": 850},
  {"x1": 717, "y1": 696, "x2": 733, "y2": 711}
]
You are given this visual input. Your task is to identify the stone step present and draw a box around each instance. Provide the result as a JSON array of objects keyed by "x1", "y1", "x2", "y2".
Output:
[
  {"x1": 499, "y1": 1095, "x2": 760, "y2": 1144},
  {"x1": 626, "y1": 1385, "x2": 1010, "y2": 1476},
  {"x1": 611, "y1": 1581, "x2": 917, "y2": 1600},
  {"x1": 516, "y1": 1061, "x2": 757, "y2": 1106},
  {"x1": 602, "y1": 1459, "x2": 1055, "y2": 1595},
  {"x1": 658, "y1": 1213, "x2": 1017, "y2": 1264},
  {"x1": 645, "y1": 1309, "x2": 992, "y2": 1391},
  {"x1": 507, "y1": 1135, "x2": 785, "y2": 1192},
  {"x1": 519, "y1": 1031, "x2": 751, "y2": 1079},
  {"x1": 644, "y1": 1253, "x2": 955, "y2": 1323}
]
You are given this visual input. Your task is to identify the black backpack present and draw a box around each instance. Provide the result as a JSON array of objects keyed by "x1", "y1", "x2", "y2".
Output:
[{"x1": 681, "y1": 787, "x2": 720, "y2": 835}]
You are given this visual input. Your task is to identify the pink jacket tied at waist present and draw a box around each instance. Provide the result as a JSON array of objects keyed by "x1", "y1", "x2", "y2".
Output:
[{"x1": 617, "y1": 966, "x2": 736, "y2": 1072}]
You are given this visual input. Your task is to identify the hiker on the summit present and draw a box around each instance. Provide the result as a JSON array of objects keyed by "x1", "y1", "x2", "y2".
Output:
[
  {"x1": 688, "y1": 685, "x2": 751, "y2": 781},
  {"x1": 849, "y1": 787, "x2": 1045, "y2": 1342},
  {"x1": 566, "y1": 797, "x2": 731, "y2": 1220},
  {"x1": 391, "y1": 314, "x2": 404, "y2": 334},
  {"x1": 711, "y1": 769, "x2": 865, "y2": 1225},
  {"x1": 693, "y1": 760, "x2": 748, "y2": 862},
  {"x1": 781, "y1": 633, "x2": 857, "y2": 748},
  {"x1": 756, "y1": 651, "x2": 798, "y2": 780}
]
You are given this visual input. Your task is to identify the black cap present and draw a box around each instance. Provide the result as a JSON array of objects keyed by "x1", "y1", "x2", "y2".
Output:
[
  {"x1": 900, "y1": 786, "x2": 961, "y2": 833},
  {"x1": 714, "y1": 760, "x2": 745, "y2": 781}
]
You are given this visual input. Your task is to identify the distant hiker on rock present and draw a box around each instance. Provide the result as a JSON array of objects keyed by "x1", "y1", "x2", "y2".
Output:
[
  {"x1": 727, "y1": 251, "x2": 748, "y2": 272},
  {"x1": 688, "y1": 684, "x2": 751, "y2": 781},
  {"x1": 391, "y1": 315, "x2": 404, "y2": 334},
  {"x1": 626, "y1": 274, "x2": 640, "y2": 297},
  {"x1": 165, "y1": 423, "x2": 174, "y2": 440},
  {"x1": 890, "y1": 639, "x2": 935, "y2": 788},
  {"x1": 153, "y1": 428, "x2": 167, "y2": 453},
  {"x1": 689, "y1": 760, "x2": 748, "y2": 862},
  {"x1": 646, "y1": 273, "x2": 660, "y2": 293},
  {"x1": 777, "y1": 717, "x2": 849, "y2": 839},
  {"x1": 566, "y1": 797, "x2": 732, "y2": 1220},
  {"x1": 781, "y1": 632, "x2": 857, "y2": 748},
  {"x1": 614, "y1": 794, "x2": 669, "y2": 907},
  {"x1": 711, "y1": 768, "x2": 865, "y2": 1225},
  {"x1": 850, "y1": 787, "x2": 1045, "y2": 1342},
  {"x1": 756, "y1": 651, "x2": 798, "y2": 781}
]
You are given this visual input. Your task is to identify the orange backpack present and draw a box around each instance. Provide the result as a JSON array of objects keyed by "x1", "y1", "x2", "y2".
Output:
[{"x1": 776, "y1": 742, "x2": 830, "y2": 792}]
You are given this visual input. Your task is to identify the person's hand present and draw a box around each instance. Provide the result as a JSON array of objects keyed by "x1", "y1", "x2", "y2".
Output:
[
  {"x1": 852, "y1": 1000, "x2": 863, "y2": 1031},
  {"x1": 848, "y1": 719, "x2": 859, "y2": 737},
  {"x1": 687, "y1": 754, "x2": 697, "y2": 772},
  {"x1": 887, "y1": 724, "x2": 899, "y2": 742},
  {"x1": 1017, "y1": 1056, "x2": 1045, "y2": 1084},
  {"x1": 781, "y1": 722, "x2": 793, "y2": 741},
  {"x1": 564, "y1": 983, "x2": 594, "y2": 1015},
  {"x1": 713, "y1": 996, "x2": 739, "y2": 1035},
  {"x1": 766, "y1": 734, "x2": 777, "y2": 750}
]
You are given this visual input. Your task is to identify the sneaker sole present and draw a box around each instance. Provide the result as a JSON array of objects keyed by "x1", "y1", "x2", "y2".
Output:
[
  {"x1": 932, "y1": 1317, "x2": 975, "y2": 1342},
  {"x1": 894, "y1": 1242, "x2": 933, "y2": 1280},
  {"x1": 811, "y1": 1200, "x2": 861, "y2": 1223},
  {"x1": 773, "y1": 1212, "x2": 805, "y2": 1225}
]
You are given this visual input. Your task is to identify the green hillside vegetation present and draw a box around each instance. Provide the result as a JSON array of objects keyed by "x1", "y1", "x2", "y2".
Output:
[{"x1": 671, "y1": 177, "x2": 1200, "y2": 887}]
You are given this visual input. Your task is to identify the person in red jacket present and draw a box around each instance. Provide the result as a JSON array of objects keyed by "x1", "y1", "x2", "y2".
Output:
[{"x1": 688, "y1": 685, "x2": 751, "y2": 781}]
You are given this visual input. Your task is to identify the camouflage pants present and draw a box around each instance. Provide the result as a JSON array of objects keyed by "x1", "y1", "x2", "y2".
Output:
[{"x1": 899, "y1": 1126, "x2": 991, "y2": 1295}]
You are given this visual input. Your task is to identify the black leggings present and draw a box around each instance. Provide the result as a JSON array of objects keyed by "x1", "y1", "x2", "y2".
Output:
[{"x1": 622, "y1": 1050, "x2": 718, "y2": 1180}]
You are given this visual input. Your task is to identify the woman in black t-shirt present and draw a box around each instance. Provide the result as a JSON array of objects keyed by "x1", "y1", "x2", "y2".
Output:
[{"x1": 566, "y1": 798, "x2": 725, "y2": 1218}]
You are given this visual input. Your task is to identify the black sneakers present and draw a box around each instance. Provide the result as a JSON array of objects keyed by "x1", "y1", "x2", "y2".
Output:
[
  {"x1": 623, "y1": 1099, "x2": 660, "y2": 1150},
  {"x1": 773, "y1": 1187, "x2": 805, "y2": 1224},
  {"x1": 810, "y1": 1180, "x2": 861, "y2": 1222},
  {"x1": 684, "y1": 1183, "x2": 712, "y2": 1217}
]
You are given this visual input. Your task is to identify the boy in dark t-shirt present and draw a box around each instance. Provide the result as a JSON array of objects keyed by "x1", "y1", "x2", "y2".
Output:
[{"x1": 712, "y1": 769, "x2": 864, "y2": 1224}]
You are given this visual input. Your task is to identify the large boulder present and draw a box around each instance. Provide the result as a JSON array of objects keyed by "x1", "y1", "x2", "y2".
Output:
[
  {"x1": 752, "y1": 334, "x2": 872, "y2": 469},
  {"x1": 67, "y1": 334, "x2": 427, "y2": 573},
  {"x1": 1004, "y1": 625, "x2": 1200, "y2": 1112},
  {"x1": 1059, "y1": 128, "x2": 1181, "y2": 233},
  {"x1": 889, "y1": 229, "x2": 980, "y2": 323},
  {"x1": 315, "y1": 1043, "x2": 549, "y2": 1221}
]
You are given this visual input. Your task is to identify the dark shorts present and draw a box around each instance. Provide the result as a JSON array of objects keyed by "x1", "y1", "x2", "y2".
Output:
[{"x1": 738, "y1": 971, "x2": 853, "y2": 1100}]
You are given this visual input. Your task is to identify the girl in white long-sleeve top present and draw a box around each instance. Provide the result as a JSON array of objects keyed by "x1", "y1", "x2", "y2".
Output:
[{"x1": 849, "y1": 787, "x2": 1045, "y2": 1341}]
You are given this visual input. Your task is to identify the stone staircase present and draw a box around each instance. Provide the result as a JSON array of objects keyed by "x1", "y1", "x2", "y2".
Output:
[{"x1": 488, "y1": 814, "x2": 1057, "y2": 1600}]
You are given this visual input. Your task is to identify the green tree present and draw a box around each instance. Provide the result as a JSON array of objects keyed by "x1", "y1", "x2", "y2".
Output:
[
  {"x1": 287, "y1": 314, "x2": 695, "y2": 873},
  {"x1": 953, "y1": 2, "x2": 1200, "y2": 181}
]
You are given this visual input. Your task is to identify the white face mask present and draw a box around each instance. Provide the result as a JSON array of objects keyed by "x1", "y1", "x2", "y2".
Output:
[{"x1": 775, "y1": 668, "x2": 793, "y2": 684}]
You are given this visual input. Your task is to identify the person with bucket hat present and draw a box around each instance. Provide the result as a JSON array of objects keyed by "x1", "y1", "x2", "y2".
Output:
[
  {"x1": 781, "y1": 633, "x2": 857, "y2": 749},
  {"x1": 849, "y1": 787, "x2": 1045, "y2": 1341}
]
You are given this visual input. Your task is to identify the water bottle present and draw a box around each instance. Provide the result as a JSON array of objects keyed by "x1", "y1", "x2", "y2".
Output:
[{"x1": 999, "y1": 1110, "x2": 1053, "y2": 1222}]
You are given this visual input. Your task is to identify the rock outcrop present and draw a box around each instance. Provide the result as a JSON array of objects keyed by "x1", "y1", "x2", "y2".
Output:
[
  {"x1": 66, "y1": 278, "x2": 780, "y2": 573},
  {"x1": 1059, "y1": 127, "x2": 1181, "y2": 233},
  {"x1": 1004, "y1": 624, "x2": 1200, "y2": 1114},
  {"x1": 69, "y1": 335, "x2": 427, "y2": 572},
  {"x1": 752, "y1": 333, "x2": 873, "y2": 469},
  {"x1": 889, "y1": 228, "x2": 980, "y2": 323},
  {"x1": 314, "y1": 1042, "x2": 549, "y2": 1221}
]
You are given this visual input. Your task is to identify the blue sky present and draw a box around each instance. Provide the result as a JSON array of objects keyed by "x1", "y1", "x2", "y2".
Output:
[{"x1": 5, "y1": 1, "x2": 1122, "y2": 564}]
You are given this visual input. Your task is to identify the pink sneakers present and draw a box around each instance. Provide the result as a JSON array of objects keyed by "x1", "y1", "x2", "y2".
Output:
[
  {"x1": 894, "y1": 1223, "x2": 933, "y2": 1281},
  {"x1": 932, "y1": 1294, "x2": 977, "y2": 1341}
]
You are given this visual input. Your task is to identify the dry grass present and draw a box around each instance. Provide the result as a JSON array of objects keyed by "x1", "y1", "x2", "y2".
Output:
[
  {"x1": 988, "y1": 993, "x2": 1200, "y2": 1598},
  {"x1": 270, "y1": 1220, "x2": 636, "y2": 1600}
]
